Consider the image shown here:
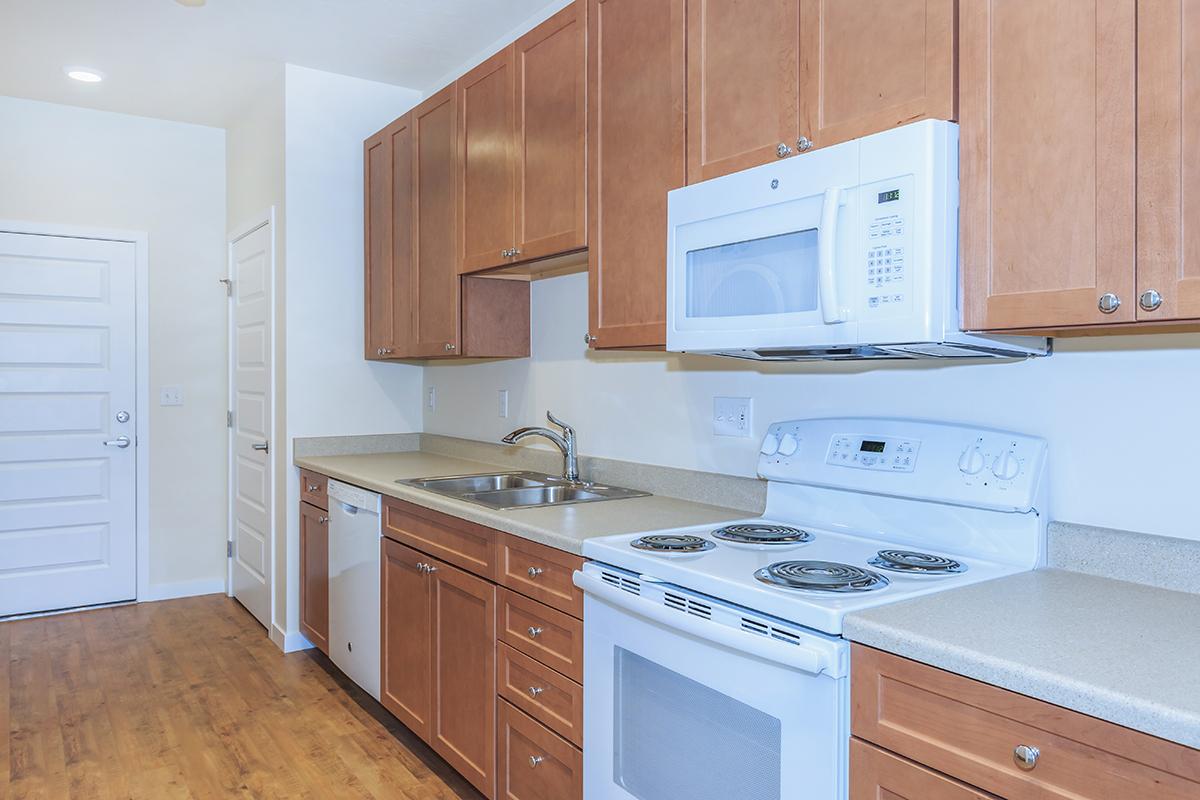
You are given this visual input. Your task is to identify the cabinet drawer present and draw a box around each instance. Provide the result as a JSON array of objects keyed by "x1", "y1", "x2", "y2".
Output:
[
  {"x1": 299, "y1": 470, "x2": 327, "y2": 510},
  {"x1": 498, "y1": 534, "x2": 584, "y2": 618},
  {"x1": 850, "y1": 738, "x2": 998, "y2": 800},
  {"x1": 497, "y1": 589, "x2": 583, "y2": 682},
  {"x1": 497, "y1": 643, "x2": 582, "y2": 747},
  {"x1": 497, "y1": 699, "x2": 582, "y2": 800},
  {"x1": 852, "y1": 645, "x2": 1200, "y2": 800},
  {"x1": 382, "y1": 497, "x2": 496, "y2": 579}
]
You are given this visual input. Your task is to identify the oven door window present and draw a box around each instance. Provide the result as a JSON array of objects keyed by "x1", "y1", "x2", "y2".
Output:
[
  {"x1": 684, "y1": 229, "x2": 818, "y2": 319},
  {"x1": 614, "y1": 647, "x2": 782, "y2": 800}
]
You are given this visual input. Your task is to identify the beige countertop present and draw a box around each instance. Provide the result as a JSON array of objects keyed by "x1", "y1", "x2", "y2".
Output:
[
  {"x1": 295, "y1": 451, "x2": 748, "y2": 555},
  {"x1": 843, "y1": 568, "x2": 1200, "y2": 749}
]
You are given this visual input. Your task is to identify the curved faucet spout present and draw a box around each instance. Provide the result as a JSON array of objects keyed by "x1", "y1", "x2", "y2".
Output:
[{"x1": 501, "y1": 412, "x2": 580, "y2": 483}]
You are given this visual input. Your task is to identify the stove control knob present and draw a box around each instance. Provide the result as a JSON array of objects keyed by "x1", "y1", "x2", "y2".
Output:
[
  {"x1": 957, "y1": 445, "x2": 985, "y2": 475},
  {"x1": 777, "y1": 433, "x2": 799, "y2": 457},
  {"x1": 992, "y1": 450, "x2": 1021, "y2": 480},
  {"x1": 760, "y1": 433, "x2": 780, "y2": 456}
]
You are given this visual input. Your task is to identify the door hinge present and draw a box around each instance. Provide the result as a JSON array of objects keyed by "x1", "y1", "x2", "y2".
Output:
[
  {"x1": 227, "y1": 410, "x2": 233, "y2": 428},
  {"x1": 227, "y1": 540, "x2": 233, "y2": 558},
  {"x1": 219, "y1": 277, "x2": 233, "y2": 297}
]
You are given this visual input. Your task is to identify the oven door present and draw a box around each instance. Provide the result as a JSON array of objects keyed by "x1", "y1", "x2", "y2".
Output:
[{"x1": 575, "y1": 566, "x2": 849, "y2": 800}]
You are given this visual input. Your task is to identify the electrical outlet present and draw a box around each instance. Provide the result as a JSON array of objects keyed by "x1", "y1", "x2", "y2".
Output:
[
  {"x1": 159, "y1": 386, "x2": 183, "y2": 406},
  {"x1": 713, "y1": 397, "x2": 752, "y2": 437},
  {"x1": 498, "y1": 389, "x2": 509, "y2": 418},
  {"x1": 427, "y1": 386, "x2": 436, "y2": 411}
]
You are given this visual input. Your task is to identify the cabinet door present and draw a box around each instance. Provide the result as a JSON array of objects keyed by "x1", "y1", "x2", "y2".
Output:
[
  {"x1": 459, "y1": 49, "x2": 516, "y2": 274},
  {"x1": 430, "y1": 559, "x2": 497, "y2": 797},
  {"x1": 799, "y1": 0, "x2": 955, "y2": 150},
  {"x1": 686, "y1": 0, "x2": 801, "y2": 182},
  {"x1": 514, "y1": 0, "x2": 587, "y2": 262},
  {"x1": 299, "y1": 502, "x2": 329, "y2": 654},
  {"x1": 364, "y1": 126, "x2": 393, "y2": 359},
  {"x1": 1137, "y1": 0, "x2": 1200, "y2": 321},
  {"x1": 380, "y1": 538, "x2": 432, "y2": 740},
  {"x1": 850, "y1": 739, "x2": 998, "y2": 800},
  {"x1": 412, "y1": 84, "x2": 462, "y2": 357},
  {"x1": 959, "y1": 1, "x2": 1137, "y2": 330},
  {"x1": 587, "y1": 0, "x2": 686, "y2": 349},
  {"x1": 388, "y1": 115, "x2": 415, "y2": 355}
]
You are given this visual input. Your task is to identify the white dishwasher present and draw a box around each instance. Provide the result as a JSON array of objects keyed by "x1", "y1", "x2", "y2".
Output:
[{"x1": 326, "y1": 479, "x2": 382, "y2": 700}]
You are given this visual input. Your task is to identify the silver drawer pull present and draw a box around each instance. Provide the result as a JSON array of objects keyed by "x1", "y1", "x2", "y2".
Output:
[
  {"x1": 527, "y1": 566, "x2": 544, "y2": 578},
  {"x1": 526, "y1": 626, "x2": 544, "y2": 638},
  {"x1": 529, "y1": 755, "x2": 545, "y2": 768},
  {"x1": 306, "y1": 483, "x2": 319, "y2": 492},
  {"x1": 318, "y1": 515, "x2": 328, "y2": 524},
  {"x1": 1013, "y1": 744, "x2": 1040, "y2": 770},
  {"x1": 527, "y1": 686, "x2": 544, "y2": 698}
]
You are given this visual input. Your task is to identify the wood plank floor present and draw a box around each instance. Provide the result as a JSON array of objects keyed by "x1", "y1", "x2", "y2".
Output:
[{"x1": 1, "y1": 594, "x2": 486, "y2": 800}]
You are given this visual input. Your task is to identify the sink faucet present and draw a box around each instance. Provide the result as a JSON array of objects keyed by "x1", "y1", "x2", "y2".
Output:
[{"x1": 502, "y1": 411, "x2": 581, "y2": 483}]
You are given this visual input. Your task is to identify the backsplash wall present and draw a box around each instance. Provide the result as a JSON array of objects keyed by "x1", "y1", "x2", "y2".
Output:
[{"x1": 424, "y1": 271, "x2": 1200, "y2": 542}]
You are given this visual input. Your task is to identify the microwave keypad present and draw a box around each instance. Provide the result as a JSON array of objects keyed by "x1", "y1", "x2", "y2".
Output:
[{"x1": 866, "y1": 213, "x2": 907, "y2": 309}]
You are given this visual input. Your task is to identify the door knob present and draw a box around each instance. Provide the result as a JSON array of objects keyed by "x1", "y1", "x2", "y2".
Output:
[
  {"x1": 103, "y1": 435, "x2": 131, "y2": 449},
  {"x1": 1098, "y1": 292, "x2": 1121, "y2": 314},
  {"x1": 1139, "y1": 289, "x2": 1163, "y2": 311},
  {"x1": 252, "y1": 442, "x2": 269, "y2": 452}
]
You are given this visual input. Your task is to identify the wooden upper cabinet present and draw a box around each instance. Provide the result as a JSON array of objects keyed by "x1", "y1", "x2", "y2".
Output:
[
  {"x1": 1137, "y1": 0, "x2": 1200, "y2": 322},
  {"x1": 412, "y1": 84, "x2": 462, "y2": 357},
  {"x1": 960, "y1": 0, "x2": 1137, "y2": 331},
  {"x1": 364, "y1": 126, "x2": 394, "y2": 359},
  {"x1": 459, "y1": 49, "x2": 516, "y2": 274},
  {"x1": 387, "y1": 115, "x2": 415, "y2": 355},
  {"x1": 798, "y1": 0, "x2": 956, "y2": 150},
  {"x1": 514, "y1": 0, "x2": 587, "y2": 262},
  {"x1": 587, "y1": 0, "x2": 687, "y2": 349},
  {"x1": 381, "y1": 538, "x2": 433, "y2": 740},
  {"x1": 686, "y1": 0, "x2": 801, "y2": 182},
  {"x1": 299, "y1": 502, "x2": 329, "y2": 654}
]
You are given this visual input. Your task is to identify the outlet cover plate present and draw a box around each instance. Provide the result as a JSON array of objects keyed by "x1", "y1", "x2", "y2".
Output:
[{"x1": 713, "y1": 396, "x2": 752, "y2": 437}]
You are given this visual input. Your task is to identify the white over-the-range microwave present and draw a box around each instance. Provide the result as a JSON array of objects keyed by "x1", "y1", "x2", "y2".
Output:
[{"x1": 666, "y1": 120, "x2": 1049, "y2": 360}]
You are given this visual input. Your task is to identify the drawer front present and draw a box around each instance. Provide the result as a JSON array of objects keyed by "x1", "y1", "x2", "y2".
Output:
[
  {"x1": 497, "y1": 699, "x2": 582, "y2": 800},
  {"x1": 299, "y1": 470, "x2": 328, "y2": 510},
  {"x1": 498, "y1": 589, "x2": 583, "y2": 682},
  {"x1": 497, "y1": 642, "x2": 583, "y2": 747},
  {"x1": 382, "y1": 497, "x2": 496, "y2": 580},
  {"x1": 499, "y1": 534, "x2": 584, "y2": 618},
  {"x1": 852, "y1": 645, "x2": 1200, "y2": 800},
  {"x1": 850, "y1": 738, "x2": 999, "y2": 800}
]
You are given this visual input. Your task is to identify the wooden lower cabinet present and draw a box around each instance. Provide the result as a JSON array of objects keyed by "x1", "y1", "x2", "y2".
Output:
[
  {"x1": 381, "y1": 537, "x2": 433, "y2": 739},
  {"x1": 497, "y1": 699, "x2": 582, "y2": 800},
  {"x1": 851, "y1": 738, "x2": 999, "y2": 800},
  {"x1": 298, "y1": 501, "x2": 329, "y2": 654}
]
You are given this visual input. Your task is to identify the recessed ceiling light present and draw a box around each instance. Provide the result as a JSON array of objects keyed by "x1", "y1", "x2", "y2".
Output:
[
  {"x1": 175, "y1": 0, "x2": 206, "y2": 6},
  {"x1": 65, "y1": 67, "x2": 104, "y2": 83}
]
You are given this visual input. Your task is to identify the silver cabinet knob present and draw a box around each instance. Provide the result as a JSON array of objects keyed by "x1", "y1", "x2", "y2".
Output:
[
  {"x1": 1098, "y1": 292, "x2": 1121, "y2": 314},
  {"x1": 527, "y1": 686, "x2": 544, "y2": 698},
  {"x1": 376, "y1": 347, "x2": 383, "y2": 356},
  {"x1": 797, "y1": 135, "x2": 814, "y2": 152},
  {"x1": 380, "y1": 347, "x2": 394, "y2": 356},
  {"x1": 529, "y1": 755, "x2": 545, "y2": 768},
  {"x1": 1139, "y1": 289, "x2": 1163, "y2": 311},
  {"x1": 1013, "y1": 744, "x2": 1040, "y2": 770},
  {"x1": 584, "y1": 333, "x2": 596, "y2": 345},
  {"x1": 444, "y1": 342, "x2": 456, "y2": 352},
  {"x1": 306, "y1": 483, "x2": 319, "y2": 492},
  {"x1": 511, "y1": 248, "x2": 521, "y2": 257},
  {"x1": 526, "y1": 626, "x2": 544, "y2": 638},
  {"x1": 527, "y1": 566, "x2": 544, "y2": 578},
  {"x1": 318, "y1": 515, "x2": 328, "y2": 524},
  {"x1": 776, "y1": 142, "x2": 793, "y2": 158},
  {"x1": 501, "y1": 249, "x2": 511, "y2": 258},
  {"x1": 425, "y1": 563, "x2": 438, "y2": 573}
]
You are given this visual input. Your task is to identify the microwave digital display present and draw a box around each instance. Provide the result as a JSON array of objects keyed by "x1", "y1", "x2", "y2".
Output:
[
  {"x1": 859, "y1": 440, "x2": 886, "y2": 453},
  {"x1": 877, "y1": 189, "x2": 901, "y2": 204}
]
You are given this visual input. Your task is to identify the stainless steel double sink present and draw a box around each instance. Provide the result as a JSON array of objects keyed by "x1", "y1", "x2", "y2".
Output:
[{"x1": 396, "y1": 471, "x2": 649, "y2": 510}]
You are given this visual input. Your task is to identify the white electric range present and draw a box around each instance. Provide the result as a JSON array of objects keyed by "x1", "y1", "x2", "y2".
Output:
[{"x1": 573, "y1": 417, "x2": 1047, "y2": 800}]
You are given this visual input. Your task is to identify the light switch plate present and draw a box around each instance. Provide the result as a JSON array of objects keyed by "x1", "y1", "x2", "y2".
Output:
[
  {"x1": 427, "y1": 387, "x2": 436, "y2": 411},
  {"x1": 159, "y1": 386, "x2": 183, "y2": 406},
  {"x1": 498, "y1": 389, "x2": 509, "y2": 418},
  {"x1": 713, "y1": 396, "x2": 752, "y2": 437}
]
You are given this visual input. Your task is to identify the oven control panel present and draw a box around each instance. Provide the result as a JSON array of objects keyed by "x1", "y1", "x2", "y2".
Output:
[{"x1": 826, "y1": 435, "x2": 920, "y2": 472}]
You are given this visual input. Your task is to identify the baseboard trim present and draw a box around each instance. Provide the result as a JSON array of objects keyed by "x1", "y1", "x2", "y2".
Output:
[
  {"x1": 270, "y1": 623, "x2": 315, "y2": 653},
  {"x1": 140, "y1": 578, "x2": 226, "y2": 603}
]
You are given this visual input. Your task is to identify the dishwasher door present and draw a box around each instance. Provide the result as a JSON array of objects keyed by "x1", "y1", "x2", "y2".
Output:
[{"x1": 326, "y1": 479, "x2": 382, "y2": 700}]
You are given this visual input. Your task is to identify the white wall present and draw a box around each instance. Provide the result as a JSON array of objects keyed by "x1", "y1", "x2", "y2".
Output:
[
  {"x1": 281, "y1": 65, "x2": 423, "y2": 637},
  {"x1": 425, "y1": 272, "x2": 1200, "y2": 542},
  {"x1": 0, "y1": 96, "x2": 228, "y2": 595}
]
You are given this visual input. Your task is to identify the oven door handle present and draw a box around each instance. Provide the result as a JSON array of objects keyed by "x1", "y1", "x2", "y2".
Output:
[
  {"x1": 818, "y1": 186, "x2": 847, "y2": 324},
  {"x1": 573, "y1": 570, "x2": 845, "y2": 678}
]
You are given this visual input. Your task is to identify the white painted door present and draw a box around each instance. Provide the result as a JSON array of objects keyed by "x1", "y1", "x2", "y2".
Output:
[
  {"x1": 229, "y1": 222, "x2": 272, "y2": 628},
  {"x1": 0, "y1": 232, "x2": 137, "y2": 617}
]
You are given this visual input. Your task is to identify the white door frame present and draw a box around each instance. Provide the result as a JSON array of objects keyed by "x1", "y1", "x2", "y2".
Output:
[
  {"x1": 225, "y1": 208, "x2": 277, "y2": 631},
  {"x1": 0, "y1": 219, "x2": 151, "y2": 602}
]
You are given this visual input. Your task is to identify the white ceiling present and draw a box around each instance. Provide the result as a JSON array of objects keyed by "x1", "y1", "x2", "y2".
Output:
[{"x1": 0, "y1": 0, "x2": 559, "y2": 127}]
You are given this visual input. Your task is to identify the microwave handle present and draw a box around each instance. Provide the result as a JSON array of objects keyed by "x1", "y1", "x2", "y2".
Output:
[{"x1": 818, "y1": 187, "x2": 847, "y2": 324}]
